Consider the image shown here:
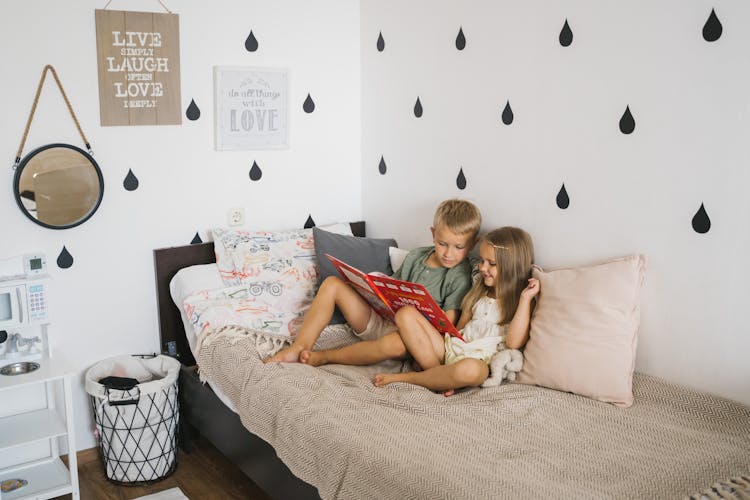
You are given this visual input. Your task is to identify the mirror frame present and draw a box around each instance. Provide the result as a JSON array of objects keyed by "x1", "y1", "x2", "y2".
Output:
[{"x1": 13, "y1": 143, "x2": 105, "y2": 230}]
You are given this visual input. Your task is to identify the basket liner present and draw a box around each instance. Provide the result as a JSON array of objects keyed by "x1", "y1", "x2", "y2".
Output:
[
  {"x1": 85, "y1": 355, "x2": 180, "y2": 484},
  {"x1": 86, "y1": 355, "x2": 180, "y2": 399}
]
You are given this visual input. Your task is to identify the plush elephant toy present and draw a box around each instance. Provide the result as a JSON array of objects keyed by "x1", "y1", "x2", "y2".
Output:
[{"x1": 482, "y1": 348, "x2": 524, "y2": 387}]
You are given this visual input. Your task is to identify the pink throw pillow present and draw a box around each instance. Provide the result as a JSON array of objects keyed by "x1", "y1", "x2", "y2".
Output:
[{"x1": 516, "y1": 254, "x2": 646, "y2": 407}]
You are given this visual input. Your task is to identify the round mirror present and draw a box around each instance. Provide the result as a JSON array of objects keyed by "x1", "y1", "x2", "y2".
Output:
[{"x1": 13, "y1": 144, "x2": 104, "y2": 229}]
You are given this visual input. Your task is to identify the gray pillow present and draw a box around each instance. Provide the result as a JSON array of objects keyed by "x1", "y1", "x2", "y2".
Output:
[{"x1": 313, "y1": 227, "x2": 397, "y2": 324}]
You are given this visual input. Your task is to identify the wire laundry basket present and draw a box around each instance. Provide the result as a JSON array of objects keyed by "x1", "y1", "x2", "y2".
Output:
[{"x1": 85, "y1": 354, "x2": 180, "y2": 485}]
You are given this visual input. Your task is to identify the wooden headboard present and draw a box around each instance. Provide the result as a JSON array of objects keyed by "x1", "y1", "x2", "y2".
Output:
[{"x1": 153, "y1": 221, "x2": 366, "y2": 366}]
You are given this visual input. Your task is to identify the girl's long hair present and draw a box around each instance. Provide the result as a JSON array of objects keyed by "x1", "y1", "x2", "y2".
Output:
[{"x1": 460, "y1": 227, "x2": 535, "y2": 325}]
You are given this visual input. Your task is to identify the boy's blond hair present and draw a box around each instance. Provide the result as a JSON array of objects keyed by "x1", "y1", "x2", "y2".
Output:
[{"x1": 433, "y1": 199, "x2": 482, "y2": 237}]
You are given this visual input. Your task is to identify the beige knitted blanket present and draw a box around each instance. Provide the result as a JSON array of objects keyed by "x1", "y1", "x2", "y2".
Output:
[{"x1": 196, "y1": 325, "x2": 750, "y2": 500}]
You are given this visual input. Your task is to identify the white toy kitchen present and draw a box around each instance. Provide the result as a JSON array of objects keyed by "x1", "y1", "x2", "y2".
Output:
[{"x1": 0, "y1": 254, "x2": 79, "y2": 499}]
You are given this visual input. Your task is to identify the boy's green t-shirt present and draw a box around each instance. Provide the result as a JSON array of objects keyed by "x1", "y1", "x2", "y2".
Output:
[{"x1": 390, "y1": 246, "x2": 472, "y2": 312}]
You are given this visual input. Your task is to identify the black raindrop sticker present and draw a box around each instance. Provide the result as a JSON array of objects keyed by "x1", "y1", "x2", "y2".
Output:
[
  {"x1": 249, "y1": 161, "x2": 262, "y2": 181},
  {"x1": 559, "y1": 19, "x2": 573, "y2": 47},
  {"x1": 414, "y1": 97, "x2": 423, "y2": 118},
  {"x1": 123, "y1": 169, "x2": 139, "y2": 191},
  {"x1": 703, "y1": 9, "x2": 722, "y2": 42},
  {"x1": 57, "y1": 246, "x2": 73, "y2": 269},
  {"x1": 191, "y1": 232, "x2": 203, "y2": 245},
  {"x1": 619, "y1": 106, "x2": 635, "y2": 134},
  {"x1": 378, "y1": 156, "x2": 387, "y2": 175},
  {"x1": 186, "y1": 99, "x2": 200, "y2": 121},
  {"x1": 692, "y1": 203, "x2": 711, "y2": 233},
  {"x1": 304, "y1": 215, "x2": 316, "y2": 229},
  {"x1": 245, "y1": 30, "x2": 259, "y2": 52},
  {"x1": 556, "y1": 184, "x2": 570, "y2": 209},
  {"x1": 456, "y1": 168, "x2": 467, "y2": 190},
  {"x1": 455, "y1": 27, "x2": 466, "y2": 50},
  {"x1": 377, "y1": 31, "x2": 385, "y2": 52},
  {"x1": 303, "y1": 94, "x2": 315, "y2": 113},
  {"x1": 502, "y1": 101, "x2": 513, "y2": 125}
]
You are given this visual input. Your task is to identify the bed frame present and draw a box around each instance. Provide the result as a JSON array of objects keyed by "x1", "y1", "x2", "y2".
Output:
[{"x1": 153, "y1": 222, "x2": 366, "y2": 500}]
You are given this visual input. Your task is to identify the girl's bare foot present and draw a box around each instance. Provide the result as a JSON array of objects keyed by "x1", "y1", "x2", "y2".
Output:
[
  {"x1": 263, "y1": 345, "x2": 304, "y2": 363},
  {"x1": 299, "y1": 350, "x2": 328, "y2": 366},
  {"x1": 373, "y1": 373, "x2": 401, "y2": 387}
]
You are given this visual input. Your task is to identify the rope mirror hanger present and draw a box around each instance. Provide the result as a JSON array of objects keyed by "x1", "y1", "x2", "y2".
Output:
[{"x1": 13, "y1": 65, "x2": 104, "y2": 230}]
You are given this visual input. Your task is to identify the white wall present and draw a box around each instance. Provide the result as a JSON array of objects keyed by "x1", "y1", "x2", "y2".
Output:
[
  {"x1": 2, "y1": 0, "x2": 747, "y2": 459},
  {"x1": 0, "y1": 0, "x2": 361, "y2": 452},
  {"x1": 361, "y1": 0, "x2": 750, "y2": 404}
]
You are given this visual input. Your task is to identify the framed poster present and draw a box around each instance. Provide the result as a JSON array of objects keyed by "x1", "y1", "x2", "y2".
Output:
[
  {"x1": 95, "y1": 9, "x2": 181, "y2": 126},
  {"x1": 214, "y1": 67, "x2": 289, "y2": 150}
]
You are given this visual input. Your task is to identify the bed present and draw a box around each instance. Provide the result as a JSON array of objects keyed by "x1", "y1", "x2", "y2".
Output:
[{"x1": 154, "y1": 222, "x2": 750, "y2": 500}]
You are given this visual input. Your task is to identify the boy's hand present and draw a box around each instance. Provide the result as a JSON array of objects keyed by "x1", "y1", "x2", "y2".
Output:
[{"x1": 520, "y1": 278, "x2": 540, "y2": 301}]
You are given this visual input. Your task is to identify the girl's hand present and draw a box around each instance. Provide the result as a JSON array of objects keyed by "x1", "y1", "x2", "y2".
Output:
[{"x1": 520, "y1": 278, "x2": 540, "y2": 301}]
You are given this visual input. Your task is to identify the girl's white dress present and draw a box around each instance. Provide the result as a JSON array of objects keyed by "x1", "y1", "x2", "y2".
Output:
[{"x1": 444, "y1": 296, "x2": 505, "y2": 365}]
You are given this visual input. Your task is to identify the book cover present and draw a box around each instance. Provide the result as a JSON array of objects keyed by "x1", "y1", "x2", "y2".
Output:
[{"x1": 325, "y1": 254, "x2": 465, "y2": 341}]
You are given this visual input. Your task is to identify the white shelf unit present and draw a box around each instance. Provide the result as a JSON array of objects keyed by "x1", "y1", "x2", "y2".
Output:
[{"x1": 0, "y1": 356, "x2": 79, "y2": 500}]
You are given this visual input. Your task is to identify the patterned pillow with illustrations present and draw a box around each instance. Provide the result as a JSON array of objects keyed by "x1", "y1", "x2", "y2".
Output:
[
  {"x1": 212, "y1": 227, "x2": 312, "y2": 286},
  {"x1": 183, "y1": 280, "x2": 311, "y2": 343},
  {"x1": 212, "y1": 224, "x2": 353, "y2": 287}
]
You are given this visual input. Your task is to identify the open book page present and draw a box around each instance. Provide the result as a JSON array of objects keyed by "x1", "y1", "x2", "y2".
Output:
[{"x1": 326, "y1": 254, "x2": 464, "y2": 340}]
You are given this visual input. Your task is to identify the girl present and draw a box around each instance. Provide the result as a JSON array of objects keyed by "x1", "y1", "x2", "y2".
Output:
[{"x1": 302, "y1": 227, "x2": 539, "y2": 395}]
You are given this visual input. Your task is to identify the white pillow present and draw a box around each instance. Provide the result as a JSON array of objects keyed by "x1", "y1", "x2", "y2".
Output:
[
  {"x1": 389, "y1": 246, "x2": 410, "y2": 273},
  {"x1": 169, "y1": 264, "x2": 224, "y2": 304},
  {"x1": 318, "y1": 223, "x2": 354, "y2": 237},
  {"x1": 169, "y1": 264, "x2": 239, "y2": 413},
  {"x1": 169, "y1": 264, "x2": 224, "y2": 354}
]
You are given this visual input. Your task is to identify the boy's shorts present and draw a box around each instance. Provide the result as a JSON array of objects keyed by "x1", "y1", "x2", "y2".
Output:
[{"x1": 352, "y1": 309, "x2": 396, "y2": 341}]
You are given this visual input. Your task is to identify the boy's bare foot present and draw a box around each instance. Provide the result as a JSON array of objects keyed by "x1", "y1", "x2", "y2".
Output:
[
  {"x1": 299, "y1": 350, "x2": 328, "y2": 367},
  {"x1": 373, "y1": 373, "x2": 401, "y2": 387},
  {"x1": 263, "y1": 345, "x2": 304, "y2": 363}
]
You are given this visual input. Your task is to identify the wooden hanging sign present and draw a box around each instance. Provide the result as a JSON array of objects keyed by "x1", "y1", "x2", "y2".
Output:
[{"x1": 95, "y1": 9, "x2": 181, "y2": 126}]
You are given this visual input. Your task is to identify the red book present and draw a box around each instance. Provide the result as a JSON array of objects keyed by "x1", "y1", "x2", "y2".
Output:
[{"x1": 326, "y1": 254, "x2": 465, "y2": 341}]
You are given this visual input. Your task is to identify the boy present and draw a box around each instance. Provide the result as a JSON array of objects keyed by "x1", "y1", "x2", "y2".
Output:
[{"x1": 264, "y1": 199, "x2": 481, "y2": 364}]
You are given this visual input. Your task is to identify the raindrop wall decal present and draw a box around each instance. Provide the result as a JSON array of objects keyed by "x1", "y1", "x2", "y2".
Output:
[
  {"x1": 123, "y1": 169, "x2": 139, "y2": 191},
  {"x1": 57, "y1": 246, "x2": 73, "y2": 269},
  {"x1": 186, "y1": 99, "x2": 200, "y2": 121},
  {"x1": 249, "y1": 161, "x2": 263, "y2": 181},
  {"x1": 377, "y1": 31, "x2": 385, "y2": 52},
  {"x1": 702, "y1": 9, "x2": 722, "y2": 42},
  {"x1": 455, "y1": 27, "x2": 466, "y2": 50},
  {"x1": 501, "y1": 101, "x2": 513, "y2": 125},
  {"x1": 692, "y1": 203, "x2": 711, "y2": 233},
  {"x1": 559, "y1": 19, "x2": 573, "y2": 47},
  {"x1": 456, "y1": 168, "x2": 467, "y2": 190},
  {"x1": 378, "y1": 156, "x2": 387, "y2": 175},
  {"x1": 556, "y1": 184, "x2": 570, "y2": 209},
  {"x1": 619, "y1": 106, "x2": 635, "y2": 134},
  {"x1": 245, "y1": 30, "x2": 259, "y2": 52},
  {"x1": 303, "y1": 94, "x2": 315, "y2": 113},
  {"x1": 304, "y1": 215, "x2": 316, "y2": 229},
  {"x1": 191, "y1": 232, "x2": 203, "y2": 244},
  {"x1": 414, "y1": 97, "x2": 423, "y2": 118}
]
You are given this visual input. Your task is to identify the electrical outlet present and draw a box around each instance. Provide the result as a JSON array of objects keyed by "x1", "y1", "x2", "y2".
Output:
[{"x1": 228, "y1": 207, "x2": 245, "y2": 226}]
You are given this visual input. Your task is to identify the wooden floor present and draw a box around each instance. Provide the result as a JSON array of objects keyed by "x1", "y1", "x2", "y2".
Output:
[{"x1": 56, "y1": 435, "x2": 271, "y2": 500}]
